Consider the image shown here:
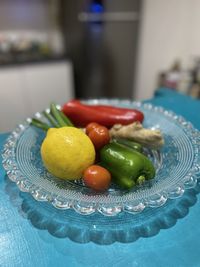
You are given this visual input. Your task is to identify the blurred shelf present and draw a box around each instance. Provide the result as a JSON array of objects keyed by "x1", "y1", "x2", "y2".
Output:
[{"x1": 0, "y1": 54, "x2": 68, "y2": 68}]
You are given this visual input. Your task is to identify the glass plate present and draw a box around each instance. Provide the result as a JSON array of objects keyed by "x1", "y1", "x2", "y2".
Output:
[
  {"x1": 2, "y1": 100, "x2": 200, "y2": 216},
  {"x1": 5, "y1": 175, "x2": 200, "y2": 244}
]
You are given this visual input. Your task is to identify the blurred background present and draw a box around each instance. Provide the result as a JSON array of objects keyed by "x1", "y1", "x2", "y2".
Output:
[{"x1": 0, "y1": 0, "x2": 200, "y2": 131}]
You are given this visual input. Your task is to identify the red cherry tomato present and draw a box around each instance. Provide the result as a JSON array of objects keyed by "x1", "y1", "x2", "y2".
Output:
[
  {"x1": 85, "y1": 122, "x2": 100, "y2": 135},
  {"x1": 83, "y1": 165, "x2": 111, "y2": 191},
  {"x1": 88, "y1": 125, "x2": 110, "y2": 150}
]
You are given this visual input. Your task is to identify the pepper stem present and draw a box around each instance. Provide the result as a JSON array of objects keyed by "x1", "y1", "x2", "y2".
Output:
[{"x1": 137, "y1": 175, "x2": 146, "y2": 185}]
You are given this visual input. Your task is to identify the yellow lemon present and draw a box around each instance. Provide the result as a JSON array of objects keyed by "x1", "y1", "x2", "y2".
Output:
[{"x1": 41, "y1": 127, "x2": 95, "y2": 180}]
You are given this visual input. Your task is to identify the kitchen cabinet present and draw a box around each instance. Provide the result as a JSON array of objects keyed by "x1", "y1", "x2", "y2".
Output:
[{"x1": 0, "y1": 61, "x2": 74, "y2": 132}]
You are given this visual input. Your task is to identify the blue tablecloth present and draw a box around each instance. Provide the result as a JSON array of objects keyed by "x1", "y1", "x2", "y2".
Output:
[{"x1": 0, "y1": 88, "x2": 200, "y2": 267}]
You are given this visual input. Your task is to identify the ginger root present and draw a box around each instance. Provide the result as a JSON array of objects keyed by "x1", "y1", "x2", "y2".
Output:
[{"x1": 109, "y1": 122, "x2": 164, "y2": 149}]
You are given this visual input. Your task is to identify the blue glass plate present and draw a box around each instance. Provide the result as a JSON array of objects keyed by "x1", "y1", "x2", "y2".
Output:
[{"x1": 2, "y1": 100, "x2": 200, "y2": 217}]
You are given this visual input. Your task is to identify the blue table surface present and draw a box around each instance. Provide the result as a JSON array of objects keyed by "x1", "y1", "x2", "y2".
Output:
[{"x1": 1, "y1": 88, "x2": 200, "y2": 267}]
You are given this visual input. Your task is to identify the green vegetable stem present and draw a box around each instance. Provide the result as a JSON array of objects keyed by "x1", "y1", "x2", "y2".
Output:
[
  {"x1": 42, "y1": 110, "x2": 59, "y2": 128},
  {"x1": 58, "y1": 109, "x2": 74, "y2": 126},
  {"x1": 31, "y1": 103, "x2": 74, "y2": 131},
  {"x1": 50, "y1": 103, "x2": 69, "y2": 127},
  {"x1": 30, "y1": 118, "x2": 50, "y2": 132}
]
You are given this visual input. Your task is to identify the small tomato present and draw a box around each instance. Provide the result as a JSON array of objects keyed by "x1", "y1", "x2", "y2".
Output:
[
  {"x1": 83, "y1": 165, "x2": 111, "y2": 191},
  {"x1": 85, "y1": 122, "x2": 100, "y2": 135},
  {"x1": 88, "y1": 125, "x2": 110, "y2": 150}
]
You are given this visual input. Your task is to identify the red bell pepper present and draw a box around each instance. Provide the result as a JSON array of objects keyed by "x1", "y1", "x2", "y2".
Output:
[{"x1": 62, "y1": 99, "x2": 144, "y2": 128}]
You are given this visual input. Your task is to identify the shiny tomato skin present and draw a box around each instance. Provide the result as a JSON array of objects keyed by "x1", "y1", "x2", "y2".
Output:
[
  {"x1": 88, "y1": 125, "x2": 110, "y2": 150},
  {"x1": 85, "y1": 122, "x2": 100, "y2": 135},
  {"x1": 83, "y1": 165, "x2": 111, "y2": 191}
]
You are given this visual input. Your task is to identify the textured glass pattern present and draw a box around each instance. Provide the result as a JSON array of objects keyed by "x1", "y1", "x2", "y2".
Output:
[
  {"x1": 5, "y1": 176, "x2": 200, "y2": 244},
  {"x1": 2, "y1": 100, "x2": 200, "y2": 216}
]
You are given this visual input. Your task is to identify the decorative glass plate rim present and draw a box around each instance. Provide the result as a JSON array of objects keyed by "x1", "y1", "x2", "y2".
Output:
[{"x1": 2, "y1": 99, "x2": 200, "y2": 216}]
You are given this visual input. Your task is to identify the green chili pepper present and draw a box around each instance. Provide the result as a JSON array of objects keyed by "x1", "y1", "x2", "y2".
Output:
[
  {"x1": 100, "y1": 142, "x2": 155, "y2": 190},
  {"x1": 111, "y1": 138, "x2": 143, "y2": 153}
]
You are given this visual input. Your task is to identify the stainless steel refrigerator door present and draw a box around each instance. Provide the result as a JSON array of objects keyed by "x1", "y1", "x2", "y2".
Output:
[{"x1": 62, "y1": 0, "x2": 141, "y2": 98}]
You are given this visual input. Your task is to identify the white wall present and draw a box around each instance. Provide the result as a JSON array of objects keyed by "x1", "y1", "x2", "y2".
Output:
[{"x1": 134, "y1": 0, "x2": 200, "y2": 100}]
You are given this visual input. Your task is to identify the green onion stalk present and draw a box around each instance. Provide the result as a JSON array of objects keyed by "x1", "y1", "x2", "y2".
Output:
[{"x1": 30, "y1": 103, "x2": 73, "y2": 131}]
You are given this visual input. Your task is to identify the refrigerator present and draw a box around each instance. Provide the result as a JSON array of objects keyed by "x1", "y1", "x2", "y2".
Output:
[{"x1": 61, "y1": 0, "x2": 141, "y2": 98}]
